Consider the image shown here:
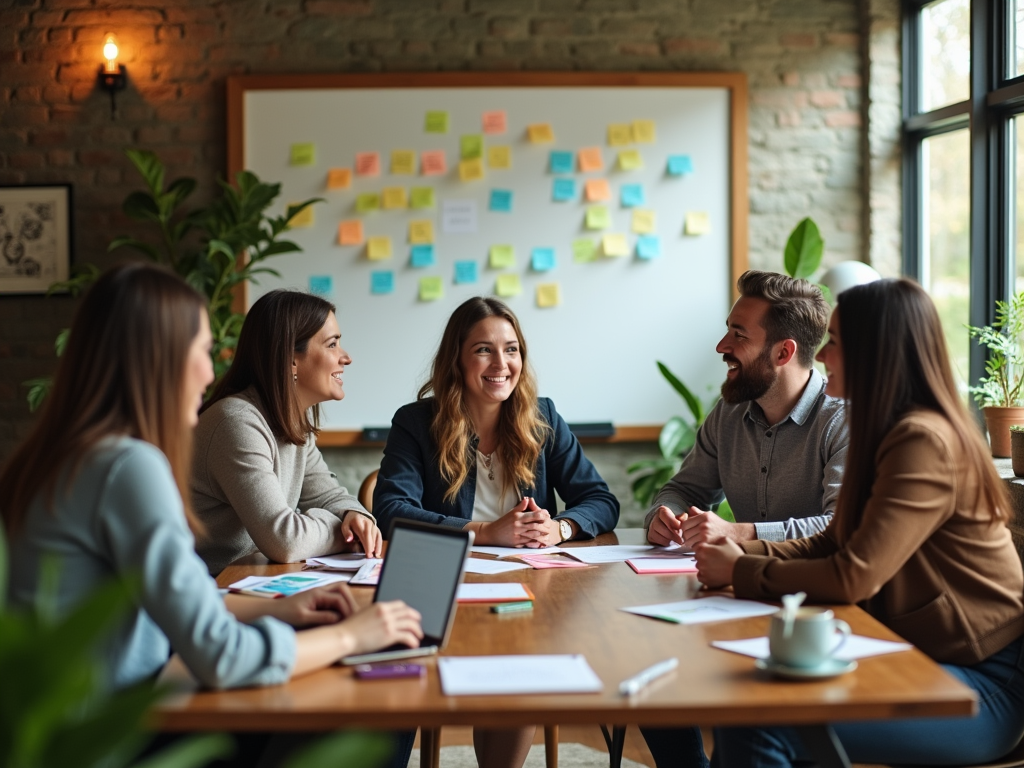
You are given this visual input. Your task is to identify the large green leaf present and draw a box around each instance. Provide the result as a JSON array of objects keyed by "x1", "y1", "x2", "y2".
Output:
[
  {"x1": 166, "y1": 177, "x2": 197, "y2": 210},
  {"x1": 783, "y1": 217, "x2": 824, "y2": 278},
  {"x1": 126, "y1": 150, "x2": 166, "y2": 196},
  {"x1": 122, "y1": 192, "x2": 161, "y2": 223},
  {"x1": 659, "y1": 416, "x2": 695, "y2": 459},
  {"x1": 656, "y1": 362, "x2": 704, "y2": 424}
]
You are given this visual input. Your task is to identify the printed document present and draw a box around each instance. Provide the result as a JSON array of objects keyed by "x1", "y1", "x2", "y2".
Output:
[
  {"x1": 464, "y1": 558, "x2": 532, "y2": 575},
  {"x1": 439, "y1": 655, "x2": 603, "y2": 695},
  {"x1": 564, "y1": 543, "x2": 690, "y2": 564}
]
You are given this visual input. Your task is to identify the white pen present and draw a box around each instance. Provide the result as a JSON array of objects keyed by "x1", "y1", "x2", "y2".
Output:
[{"x1": 619, "y1": 657, "x2": 679, "y2": 696}]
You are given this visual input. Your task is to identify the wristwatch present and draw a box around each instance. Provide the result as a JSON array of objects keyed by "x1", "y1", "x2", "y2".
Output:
[{"x1": 557, "y1": 518, "x2": 573, "y2": 542}]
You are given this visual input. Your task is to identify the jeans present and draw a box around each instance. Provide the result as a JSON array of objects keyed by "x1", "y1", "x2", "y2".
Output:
[
  {"x1": 639, "y1": 725, "x2": 709, "y2": 768},
  {"x1": 712, "y1": 636, "x2": 1024, "y2": 767}
]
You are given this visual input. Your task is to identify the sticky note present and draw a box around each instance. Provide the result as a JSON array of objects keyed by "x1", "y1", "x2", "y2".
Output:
[
  {"x1": 290, "y1": 143, "x2": 315, "y2": 166},
  {"x1": 487, "y1": 145, "x2": 511, "y2": 169},
  {"x1": 461, "y1": 134, "x2": 484, "y2": 160},
  {"x1": 489, "y1": 245, "x2": 515, "y2": 269},
  {"x1": 382, "y1": 187, "x2": 408, "y2": 210},
  {"x1": 668, "y1": 155, "x2": 694, "y2": 176},
  {"x1": 309, "y1": 275, "x2": 331, "y2": 295},
  {"x1": 527, "y1": 123, "x2": 555, "y2": 143},
  {"x1": 410, "y1": 244, "x2": 436, "y2": 267},
  {"x1": 572, "y1": 238, "x2": 598, "y2": 263},
  {"x1": 367, "y1": 236, "x2": 392, "y2": 260},
  {"x1": 607, "y1": 123, "x2": 633, "y2": 146},
  {"x1": 391, "y1": 150, "x2": 416, "y2": 175},
  {"x1": 454, "y1": 260, "x2": 478, "y2": 284},
  {"x1": 421, "y1": 150, "x2": 447, "y2": 176},
  {"x1": 637, "y1": 235, "x2": 661, "y2": 259},
  {"x1": 578, "y1": 146, "x2": 603, "y2": 172},
  {"x1": 288, "y1": 204, "x2": 314, "y2": 228},
  {"x1": 618, "y1": 150, "x2": 643, "y2": 171},
  {"x1": 585, "y1": 205, "x2": 610, "y2": 230},
  {"x1": 631, "y1": 209, "x2": 656, "y2": 234},
  {"x1": 531, "y1": 247, "x2": 556, "y2": 272},
  {"x1": 410, "y1": 187, "x2": 436, "y2": 209},
  {"x1": 495, "y1": 273, "x2": 522, "y2": 297},
  {"x1": 419, "y1": 276, "x2": 443, "y2": 301},
  {"x1": 552, "y1": 178, "x2": 576, "y2": 202},
  {"x1": 602, "y1": 233, "x2": 629, "y2": 257},
  {"x1": 584, "y1": 179, "x2": 611, "y2": 202},
  {"x1": 536, "y1": 282, "x2": 561, "y2": 308},
  {"x1": 409, "y1": 219, "x2": 434, "y2": 244},
  {"x1": 620, "y1": 184, "x2": 645, "y2": 208},
  {"x1": 338, "y1": 219, "x2": 364, "y2": 245},
  {"x1": 425, "y1": 110, "x2": 449, "y2": 133},
  {"x1": 355, "y1": 152, "x2": 380, "y2": 177},
  {"x1": 685, "y1": 211, "x2": 710, "y2": 235},
  {"x1": 356, "y1": 193, "x2": 380, "y2": 213},
  {"x1": 632, "y1": 120, "x2": 656, "y2": 143},
  {"x1": 489, "y1": 189, "x2": 513, "y2": 213},
  {"x1": 326, "y1": 168, "x2": 351, "y2": 189},
  {"x1": 459, "y1": 158, "x2": 484, "y2": 182},
  {"x1": 371, "y1": 271, "x2": 394, "y2": 295},
  {"x1": 482, "y1": 110, "x2": 507, "y2": 134},
  {"x1": 549, "y1": 151, "x2": 574, "y2": 174}
]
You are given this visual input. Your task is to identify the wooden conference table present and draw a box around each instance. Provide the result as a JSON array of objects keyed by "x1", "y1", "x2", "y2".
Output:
[{"x1": 155, "y1": 530, "x2": 975, "y2": 768}]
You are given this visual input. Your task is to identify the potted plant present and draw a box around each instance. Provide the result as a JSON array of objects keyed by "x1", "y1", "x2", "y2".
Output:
[
  {"x1": 1011, "y1": 425, "x2": 1024, "y2": 478},
  {"x1": 967, "y1": 290, "x2": 1024, "y2": 457}
]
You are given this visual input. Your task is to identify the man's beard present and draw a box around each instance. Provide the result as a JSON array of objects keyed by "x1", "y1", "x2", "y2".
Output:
[{"x1": 720, "y1": 344, "x2": 777, "y2": 404}]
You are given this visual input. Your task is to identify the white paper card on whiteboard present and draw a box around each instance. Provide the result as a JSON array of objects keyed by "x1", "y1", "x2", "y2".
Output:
[
  {"x1": 439, "y1": 655, "x2": 603, "y2": 695},
  {"x1": 442, "y1": 199, "x2": 477, "y2": 233}
]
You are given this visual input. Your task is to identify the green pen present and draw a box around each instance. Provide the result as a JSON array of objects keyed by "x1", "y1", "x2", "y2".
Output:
[{"x1": 492, "y1": 601, "x2": 534, "y2": 614}]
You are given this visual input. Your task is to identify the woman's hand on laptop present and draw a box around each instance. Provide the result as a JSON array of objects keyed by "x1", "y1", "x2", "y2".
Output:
[
  {"x1": 272, "y1": 583, "x2": 361, "y2": 627},
  {"x1": 345, "y1": 601, "x2": 424, "y2": 656}
]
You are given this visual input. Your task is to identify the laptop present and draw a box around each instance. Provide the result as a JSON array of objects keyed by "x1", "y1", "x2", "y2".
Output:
[{"x1": 340, "y1": 518, "x2": 473, "y2": 665}]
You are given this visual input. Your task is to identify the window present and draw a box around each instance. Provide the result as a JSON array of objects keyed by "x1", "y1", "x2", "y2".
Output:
[{"x1": 921, "y1": 0, "x2": 970, "y2": 111}]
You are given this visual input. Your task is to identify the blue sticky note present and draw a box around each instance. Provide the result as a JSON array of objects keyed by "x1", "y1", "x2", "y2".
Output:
[
  {"x1": 549, "y1": 151, "x2": 574, "y2": 174},
  {"x1": 531, "y1": 247, "x2": 556, "y2": 272},
  {"x1": 621, "y1": 184, "x2": 645, "y2": 208},
  {"x1": 370, "y1": 271, "x2": 394, "y2": 294},
  {"x1": 667, "y1": 155, "x2": 694, "y2": 176},
  {"x1": 489, "y1": 189, "x2": 513, "y2": 213},
  {"x1": 454, "y1": 260, "x2": 478, "y2": 284},
  {"x1": 552, "y1": 178, "x2": 576, "y2": 202},
  {"x1": 309, "y1": 275, "x2": 332, "y2": 296},
  {"x1": 636, "y1": 235, "x2": 661, "y2": 260},
  {"x1": 410, "y1": 244, "x2": 436, "y2": 268}
]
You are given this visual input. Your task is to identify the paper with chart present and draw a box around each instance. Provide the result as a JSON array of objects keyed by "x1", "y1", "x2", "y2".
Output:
[
  {"x1": 439, "y1": 655, "x2": 603, "y2": 695},
  {"x1": 228, "y1": 572, "x2": 353, "y2": 597},
  {"x1": 621, "y1": 596, "x2": 777, "y2": 625},
  {"x1": 712, "y1": 635, "x2": 913, "y2": 661},
  {"x1": 563, "y1": 543, "x2": 690, "y2": 564}
]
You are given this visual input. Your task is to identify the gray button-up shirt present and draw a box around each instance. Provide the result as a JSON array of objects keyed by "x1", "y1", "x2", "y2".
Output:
[{"x1": 644, "y1": 369, "x2": 848, "y2": 541}]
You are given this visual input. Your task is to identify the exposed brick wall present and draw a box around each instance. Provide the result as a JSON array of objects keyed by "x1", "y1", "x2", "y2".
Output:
[{"x1": 0, "y1": 0, "x2": 900, "y2": 468}]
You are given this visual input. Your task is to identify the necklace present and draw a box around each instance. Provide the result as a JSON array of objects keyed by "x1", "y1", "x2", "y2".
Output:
[{"x1": 479, "y1": 451, "x2": 495, "y2": 481}]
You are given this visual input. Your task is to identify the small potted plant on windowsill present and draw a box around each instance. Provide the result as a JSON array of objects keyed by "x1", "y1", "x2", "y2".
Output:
[
  {"x1": 967, "y1": 291, "x2": 1024, "y2": 457},
  {"x1": 1011, "y1": 426, "x2": 1024, "y2": 478}
]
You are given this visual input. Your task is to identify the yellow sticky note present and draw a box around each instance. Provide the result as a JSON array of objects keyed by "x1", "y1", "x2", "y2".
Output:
[
  {"x1": 685, "y1": 211, "x2": 711, "y2": 235},
  {"x1": 290, "y1": 143, "x2": 315, "y2": 166},
  {"x1": 527, "y1": 123, "x2": 555, "y2": 143},
  {"x1": 607, "y1": 123, "x2": 633, "y2": 146},
  {"x1": 367, "y1": 236, "x2": 392, "y2": 260},
  {"x1": 585, "y1": 206, "x2": 610, "y2": 230},
  {"x1": 618, "y1": 149, "x2": 643, "y2": 170},
  {"x1": 326, "y1": 168, "x2": 351, "y2": 189},
  {"x1": 391, "y1": 150, "x2": 416, "y2": 175},
  {"x1": 382, "y1": 187, "x2": 408, "y2": 210},
  {"x1": 419, "y1": 276, "x2": 444, "y2": 301},
  {"x1": 631, "y1": 209, "x2": 656, "y2": 234},
  {"x1": 338, "y1": 219, "x2": 364, "y2": 245},
  {"x1": 602, "y1": 233, "x2": 629, "y2": 257},
  {"x1": 409, "y1": 219, "x2": 434, "y2": 244},
  {"x1": 536, "y1": 282, "x2": 561, "y2": 308},
  {"x1": 632, "y1": 120, "x2": 656, "y2": 143},
  {"x1": 356, "y1": 193, "x2": 380, "y2": 213},
  {"x1": 459, "y1": 157, "x2": 484, "y2": 182},
  {"x1": 578, "y1": 146, "x2": 603, "y2": 172},
  {"x1": 488, "y1": 145, "x2": 511, "y2": 169},
  {"x1": 410, "y1": 187, "x2": 436, "y2": 209},
  {"x1": 495, "y1": 273, "x2": 522, "y2": 297},
  {"x1": 287, "y1": 203, "x2": 314, "y2": 228},
  {"x1": 489, "y1": 245, "x2": 515, "y2": 269},
  {"x1": 584, "y1": 178, "x2": 611, "y2": 202}
]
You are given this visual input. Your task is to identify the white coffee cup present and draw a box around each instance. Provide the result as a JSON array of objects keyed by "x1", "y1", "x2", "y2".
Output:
[{"x1": 768, "y1": 607, "x2": 851, "y2": 669}]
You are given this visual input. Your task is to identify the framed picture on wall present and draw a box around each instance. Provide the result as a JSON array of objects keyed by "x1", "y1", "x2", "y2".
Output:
[{"x1": 0, "y1": 184, "x2": 72, "y2": 294}]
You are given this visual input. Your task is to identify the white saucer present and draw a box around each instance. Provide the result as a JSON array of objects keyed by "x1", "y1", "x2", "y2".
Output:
[{"x1": 754, "y1": 657, "x2": 858, "y2": 680}]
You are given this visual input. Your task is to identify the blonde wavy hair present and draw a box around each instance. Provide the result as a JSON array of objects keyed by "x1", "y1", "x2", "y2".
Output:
[{"x1": 418, "y1": 297, "x2": 550, "y2": 504}]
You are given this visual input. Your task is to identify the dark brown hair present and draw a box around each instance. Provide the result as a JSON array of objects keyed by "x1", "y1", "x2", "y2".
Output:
[
  {"x1": 418, "y1": 297, "x2": 550, "y2": 503},
  {"x1": 0, "y1": 262, "x2": 207, "y2": 535},
  {"x1": 835, "y1": 278, "x2": 1008, "y2": 528},
  {"x1": 203, "y1": 289, "x2": 335, "y2": 445},
  {"x1": 737, "y1": 270, "x2": 830, "y2": 367}
]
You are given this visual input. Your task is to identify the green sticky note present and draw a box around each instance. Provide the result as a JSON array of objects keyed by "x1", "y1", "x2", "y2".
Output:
[
  {"x1": 289, "y1": 143, "x2": 315, "y2": 166},
  {"x1": 461, "y1": 134, "x2": 484, "y2": 160},
  {"x1": 586, "y1": 206, "x2": 611, "y2": 230},
  {"x1": 419, "y1": 276, "x2": 443, "y2": 301},
  {"x1": 410, "y1": 186, "x2": 436, "y2": 210},
  {"x1": 572, "y1": 238, "x2": 598, "y2": 263},
  {"x1": 489, "y1": 245, "x2": 515, "y2": 269},
  {"x1": 356, "y1": 193, "x2": 380, "y2": 213},
  {"x1": 425, "y1": 111, "x2": 450, "y2": 133},
  {"x1": 495, "y1": 273, "x2": 522, "y2": 297}
]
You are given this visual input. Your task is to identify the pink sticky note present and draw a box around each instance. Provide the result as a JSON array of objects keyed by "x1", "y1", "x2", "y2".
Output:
[
  {"x1": 355, "y1": 152, "x2": 380, "y2": 177},
  {"x1": 421, "y1": 150, "x2": 447, "y2": 176},
  {"x1": 482, "y1": 110, "x2": 507, "y2": 134}
]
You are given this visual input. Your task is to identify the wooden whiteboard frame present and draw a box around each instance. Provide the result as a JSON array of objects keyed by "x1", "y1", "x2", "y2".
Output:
[{"x1": 226, "y1": 72, "x2": 748, "y2": 446}]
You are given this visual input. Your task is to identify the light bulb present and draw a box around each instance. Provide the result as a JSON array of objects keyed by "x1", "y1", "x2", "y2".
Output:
[{"x1": 102, "y1": 34, "x2": 119, "y2": 73}]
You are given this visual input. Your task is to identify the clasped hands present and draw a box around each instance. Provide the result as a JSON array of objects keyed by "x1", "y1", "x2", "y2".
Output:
[
  {"x1": 473, "y1": 496, "x2": 561, "y2": 548},
  {"x1": 649, "y1": 505, "x2": 746, "y2": 589}
]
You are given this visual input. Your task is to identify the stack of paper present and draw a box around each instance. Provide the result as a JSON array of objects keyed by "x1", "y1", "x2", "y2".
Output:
[
  {"x1": 464, "y1": 558, "x2": 532, "y2": 575},
  {"x1": 711, "y1": 635, "x2": 913, "y2": 661},
  {"x1": 621, "y1": 596, "x2": 777, "y2": 625},
  {"x1": 626, "y1": 556, "x2": 697, "y2": 574},
  {"x1": 562, "y1": 543, "x2": 690, "y2": 564},
  {"x1": 472, "y1": 545, "x2": 564, "y2": 559},
  {"x1": 457, "y1": 583, "x2": 534, "y2": 603},
  {"x1": 439, "y1": 655, "x2": 603, "y2": 695}
]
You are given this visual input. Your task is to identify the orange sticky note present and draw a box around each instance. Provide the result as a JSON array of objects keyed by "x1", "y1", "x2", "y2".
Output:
[
  {"x1": 607, "y1": 123, "x2": 633, "y2": 146},
  {"x1": 482, "y1": 110, "x2": 507, "y2": 134},
  {"x1": 459, "y1": 157, "x2": 484, "y2": 182},
  {"x1": 326, "y1": 168, "x2": 352, "y2": 190},
  {"x1": 355, "y1": 152, "x2": 380, "y2": 177},
  {"x1": 338, "y1": 219, "x2": 364, "y2": 245},
  {"x1": 578, "y1": 146, "x2": 603, "y2": 172},
  {"x1": 527, "y1": 123, "x2": 555, "y2": 143},
  {"x1": 421, "y1": 150, "x2": 447, "y2": 176},
  {"x1": 584, "y1": 179, "x2": 611, "y2": 202}
]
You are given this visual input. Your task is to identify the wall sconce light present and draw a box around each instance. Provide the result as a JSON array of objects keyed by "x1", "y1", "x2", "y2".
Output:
[{"x1": 98, "y1": 33, "x2": 126, "y2": 120}]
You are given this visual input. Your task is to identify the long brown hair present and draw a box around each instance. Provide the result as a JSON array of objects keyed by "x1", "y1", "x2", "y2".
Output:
[
  {"x1": 835, "y1": 278, "x2": 1009, "y2": 529},
  {"x1": 202, "y1": 290, "x2": 335, "y2": 445},
  {"x1": 419, "y1": 297, "x2": 550, "y2": 503},
  {"x1": 0, "y1": 262, "x2": 207, "y2": 535}
]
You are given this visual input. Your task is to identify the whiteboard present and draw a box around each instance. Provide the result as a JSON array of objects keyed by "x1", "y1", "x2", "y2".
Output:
[{"x1": 232, "y1": 74, "x2": 747, "y2": 434}]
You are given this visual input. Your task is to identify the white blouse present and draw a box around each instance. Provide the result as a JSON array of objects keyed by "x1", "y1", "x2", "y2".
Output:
[{"x1": 472, "y1": 449, "x2": 515, "y2": 522}]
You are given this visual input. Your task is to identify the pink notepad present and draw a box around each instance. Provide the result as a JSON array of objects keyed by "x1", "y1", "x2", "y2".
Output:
[{"x1": 626, "y1": 557, "x2": 698, "y2": 574}]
